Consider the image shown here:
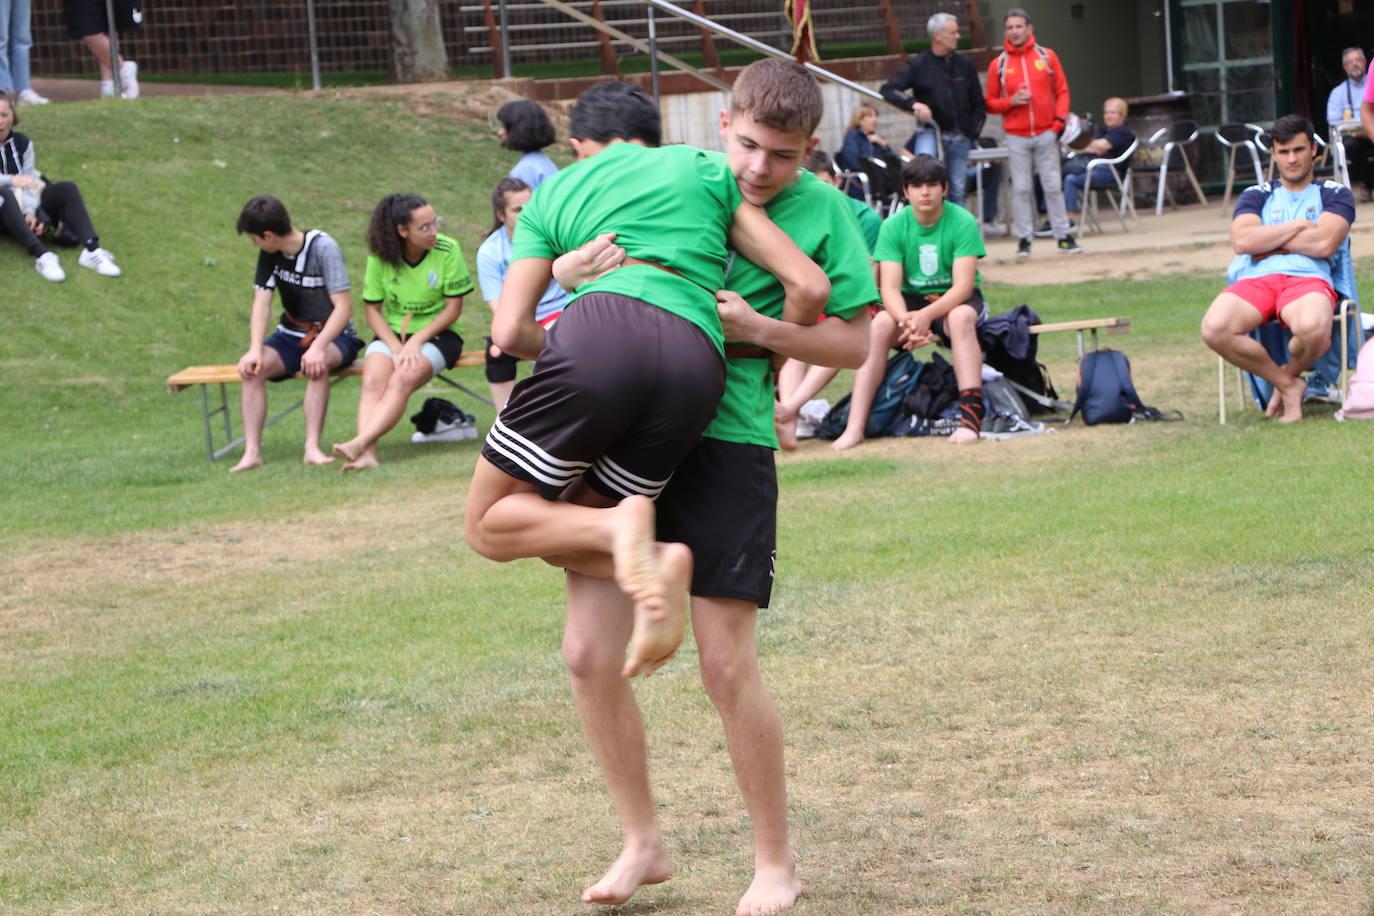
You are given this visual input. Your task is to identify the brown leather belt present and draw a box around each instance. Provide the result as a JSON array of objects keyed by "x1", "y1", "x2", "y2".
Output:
[
  {"x1": 281, "y1": 313, "x2": 325, "y2": 349},
  {"x1": 724, "y1": 343, "x2": 771, "y2": 360}
]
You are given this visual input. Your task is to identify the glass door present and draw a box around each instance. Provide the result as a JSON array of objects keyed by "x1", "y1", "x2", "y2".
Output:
[{"x1": 1177, "y1": 0, "x2": 1275, "y2": 128}]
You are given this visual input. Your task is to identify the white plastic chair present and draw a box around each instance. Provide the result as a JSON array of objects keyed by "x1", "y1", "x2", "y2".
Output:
[
  {"x1": 1074, "y1": 137, "x2": 1140, "y2": 238},
  {"x1": 1216, "y1": 124, "x2": 1264, "y2": 215},
  {"x1": 1146, "y1": 120, "x2": 1208, "y2": 215}
]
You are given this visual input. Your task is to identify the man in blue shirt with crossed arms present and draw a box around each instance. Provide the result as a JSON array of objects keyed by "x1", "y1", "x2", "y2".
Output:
[{"x1": 1201, "y1": 114, "x2": 1355, "y2": 422}]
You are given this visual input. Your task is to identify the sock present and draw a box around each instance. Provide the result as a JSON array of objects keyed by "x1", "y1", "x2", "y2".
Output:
[
  {"x1": 84, "y1": 239, "x2": 99, "y2": 252},
  {"x1": 958, "y1": 387, "x2": 985, "y2": 434}
]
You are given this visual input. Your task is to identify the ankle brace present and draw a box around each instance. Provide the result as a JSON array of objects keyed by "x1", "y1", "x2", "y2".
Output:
[{"x1": 958, "y1": 387, "x2": 985, "y2": 434}]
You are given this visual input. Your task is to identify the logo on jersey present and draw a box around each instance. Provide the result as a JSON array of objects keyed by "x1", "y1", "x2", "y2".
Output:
[
  {"x1": 918, "y1": 243, "x2": 939, "y2": 276},
  {"x1": 1033, "y1": 59, "x2": 1046, "y2": 71},
  {"x1": 1305, "y1": 206, "x2": 1317, "y2": 221},
  {"x1": 427, "y1": 271, "x2": 439, "y2": 288}
]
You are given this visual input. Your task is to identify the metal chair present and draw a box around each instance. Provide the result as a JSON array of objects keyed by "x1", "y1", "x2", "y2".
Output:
[
  {"x1": 1215, "y1": 123, "x2": 1264, "y2": 214},
  {"x1": 835, "y1": 163, "x2": 873, "y2": 209},
  {"x1": 1073, "y1": 138, "x2": 1140, "y2": 238},
  {"x1": 1145, "y1": 120, "x2": 1208, "y2": 215}
]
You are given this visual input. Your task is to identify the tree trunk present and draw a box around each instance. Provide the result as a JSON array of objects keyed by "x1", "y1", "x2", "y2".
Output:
[{"x1": 390, "y1": 0, "x2": 450, "y2": 83}]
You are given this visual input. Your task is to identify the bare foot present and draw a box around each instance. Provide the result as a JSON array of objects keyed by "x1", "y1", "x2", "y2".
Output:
[
  {"x1": 737, "y1": 861, "x2": 802, "y2": 916},
  {"x1": 1276, "y1": 375, "x2": 1306, "y2": 423},
  {"x1": 331, "y1": 439, "x2": 363, "y2": 463},
  {"x1": 775, "y1": 402, "x2": 799, "y2": 452},
  {"x1": 341, "y1": 452, "x2": 380, "y2": 472},
  {"x1": 581, "y1": 840, "x2": 673, "y2": 906},
  {"x1": 228, "y1": 454, "x2": 262, "y2": 474},
  {"x1": 623, "y1": 543, "x2": 691, "y2": 678},
  {"x1": 1265, "y1": 384, "x2": 1284, "y2": 418},
  {"x1": 610, "y1": 495, "x2": 664, "y2": 612},
  {"x1": 303, "y1": 447, "x2": 335, "y2": 466},
  {"x1": 830, "y1": 429, "x2": 864, "y2": 451},
  {"x1": 948, "y1": 426, "x2": 979, "y2": 445}
]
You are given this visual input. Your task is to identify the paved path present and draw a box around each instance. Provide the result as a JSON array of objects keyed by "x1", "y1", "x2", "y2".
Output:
[{"x1": 30, "y1": 76, "x2": 278, "y2": 104}]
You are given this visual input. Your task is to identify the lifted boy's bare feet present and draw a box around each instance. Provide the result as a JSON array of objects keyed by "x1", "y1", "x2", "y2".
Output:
[
  {"x1": 1265, "y1": 385, "x2": 1284, "y2": 417},
  {"x1": 737, "y1": 860, "x2": 802, "y2": 916},
  {"x1": 949, "y1": 427, "x2": 979, "y2": 445},
  {"x1": 331, "y1": 438, "x2": 364, "y2": 463},
  {"x1": 610, "y1": 495, "x2": 663, "y2": 612},
  {"x1": 229, "y1": 454, "x2": 262, "y2": 473},
  {"x1": 581, "y1": 839, "x2": 673, "y2": 906},
  {"x1": 830, "y1": 429, "x2": 863, "y2": 451},
  {"x1": 303, "y1": 447, "x2": 335, "y2": 466},
  {"x1": 623, "y1": 543, "x2": 691, "y2": 678},
  {"x1": 341, "y1": 451, "x2": 380, "y2": 472}
]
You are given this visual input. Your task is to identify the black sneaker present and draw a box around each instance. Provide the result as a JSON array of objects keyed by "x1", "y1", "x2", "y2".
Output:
[
  {"x1": 1057, "y1": 237, "x2": 1082, "y2": 254},
  {"x1": 1016, "y1": 238, "x2": 1032, "y2": 259},
  {"x1": 1033, "y1": 219, "x2": 1054, "y2": 238}
]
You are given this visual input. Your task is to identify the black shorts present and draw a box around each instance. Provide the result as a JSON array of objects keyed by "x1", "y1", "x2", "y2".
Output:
[
  {"x1": 65, "y1": 0, "x2": 142, "y2": 39},
  {"x1": 481, "y1": 292, "x2": 725, "y2": 501},
  {"x1": 903, "y1": 288, "x2": 988, "y2": 348},
  {"x1": 263, "y1": 326, "x2": 364, "y2": 381},
  {"x1": 484, "y1": 335, "x2": 519, "y2": 383},
  {"x1": 656, "y1": 437, "x2": 777, "y2": 608}
]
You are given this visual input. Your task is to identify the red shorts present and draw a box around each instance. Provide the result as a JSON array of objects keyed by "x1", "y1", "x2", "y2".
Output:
[{"x1": 1225, "y1": 274, "x2": 1337, "y2": 327}]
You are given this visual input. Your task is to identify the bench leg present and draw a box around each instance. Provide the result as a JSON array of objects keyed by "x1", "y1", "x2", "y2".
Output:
[
  {"x1": 434, "y1": 372, "x2": 495, "y2": 407},
  {"x1": 199, "y1": 385, "x2": 215, "y2": 461},
  {"x1": 1218, "y1": 356, "x2": 1226, "y2": 425}
]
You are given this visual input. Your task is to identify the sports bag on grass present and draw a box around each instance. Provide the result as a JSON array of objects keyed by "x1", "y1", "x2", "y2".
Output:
[
  {"x1": 1070, "y1": 349, "x2": 1180, "y2": 425},
  {"x1": 818, "y1": 351, "x2": 923, "y2": 440}
]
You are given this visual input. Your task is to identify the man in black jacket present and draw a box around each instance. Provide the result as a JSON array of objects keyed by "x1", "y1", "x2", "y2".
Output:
[{"x1": 880, "y1": 11, "x2": 985, "y2": 205}]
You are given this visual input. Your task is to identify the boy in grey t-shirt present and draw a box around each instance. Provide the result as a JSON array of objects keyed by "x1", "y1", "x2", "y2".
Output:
[{"x1": 231, "y1": 195, "x2": 363, "y2": 472}]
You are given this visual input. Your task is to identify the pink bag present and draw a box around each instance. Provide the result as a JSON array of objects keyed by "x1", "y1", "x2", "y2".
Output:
[{"x1": 1335, "y1": 337, "x2": 1374, "y2": 421}]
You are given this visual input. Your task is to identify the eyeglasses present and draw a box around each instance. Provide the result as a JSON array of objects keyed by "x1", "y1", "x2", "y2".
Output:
[{"x1": 416, "y1": 216, "x2": 444, "y2": 234}]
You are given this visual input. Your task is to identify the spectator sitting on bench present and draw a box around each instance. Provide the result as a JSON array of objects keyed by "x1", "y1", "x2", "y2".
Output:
[
  {"x1": 332, "y1": 193, "x2": 474, "y2": 470},
  {"x1": 479, "y1": 177, "x2": 569, "y2": 411},
  {"x1": 774, "y1": 149, "x2": 880, "y2": 449},
  {"x1": 231, "y1": 195, "x2": 363, "y2": 473},
  {"x1": 832, "y1": 155, "x2": 987, "y2": 449},
  {"x1": 1201, "y1": 114, "x2": 1354, "y2": 423}
]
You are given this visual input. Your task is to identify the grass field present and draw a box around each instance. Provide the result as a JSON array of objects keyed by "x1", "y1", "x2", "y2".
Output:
[{"x1": 3, "y1": 93, "x2": 1374, "y2": 914}]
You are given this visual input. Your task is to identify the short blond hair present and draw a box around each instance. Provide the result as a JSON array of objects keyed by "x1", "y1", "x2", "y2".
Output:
[
  {"x1": 847, "y1": 103, "x2": 878, "y2": 130},
  {"x1": 730, "y1": 58, "x2": 824, "y2": 136}
]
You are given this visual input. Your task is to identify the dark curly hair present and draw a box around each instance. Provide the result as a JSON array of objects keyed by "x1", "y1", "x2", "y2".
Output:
[
  {"x1": 490, "y1": 177, "x2": 530, "y2": 234},
  {"x1": 366, "y1": 193, "x2": 428, "y2": 265},
  {"x1": 497, "y1": 100, "x2": 556, "y2": 152}
]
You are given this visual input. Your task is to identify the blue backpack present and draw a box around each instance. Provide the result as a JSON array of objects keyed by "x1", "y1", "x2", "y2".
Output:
[
  {"x1": 819, "y1": 351, "x2": 923, "y2": 439},
  {"x1": 1070, "y1": 349, "x2": 1144, "y2": 425}
]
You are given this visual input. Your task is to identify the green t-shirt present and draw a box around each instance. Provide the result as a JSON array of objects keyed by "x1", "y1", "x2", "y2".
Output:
[
  {"x1": 362, "y1": 233, "x2": 474, "y2": 335},
  {"x1": 704, "y1": 167, "x2": 879, "y2": 449},
  {"x1": 873, "y1": 203, "x2": 984, "y2": 297},
  {"x1": 511, "y1": 141, "x2": 742, "y2": 354},
  {"x1": 846, "y1": 195, "x2": 882, "y2": 254}
]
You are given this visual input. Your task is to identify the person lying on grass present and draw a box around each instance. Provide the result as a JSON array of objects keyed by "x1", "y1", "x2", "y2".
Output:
[
  {"x1": 833, "y1": 154, "x2": 988, "y2": 449},
  {"x1": 332, "y1": 193, "x2": 472, "y2": 470},
  {"x1": 1200, "y1": 113, "x2": 1354, "y2": 423},
  {"x1": 231, "y1": 194, "x2": 362, "y2": 472}
]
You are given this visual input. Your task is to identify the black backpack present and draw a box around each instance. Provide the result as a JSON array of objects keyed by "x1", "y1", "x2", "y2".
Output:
[
  {"x1": 818, "y1": 351, "x2": 923, "y2": 439},
  {"x1": 410, "y1": 397, "x2": 466, "y2": 434},
  {"x1": 1070, "y1": 349, "x2": 1180, "y2": 424}
]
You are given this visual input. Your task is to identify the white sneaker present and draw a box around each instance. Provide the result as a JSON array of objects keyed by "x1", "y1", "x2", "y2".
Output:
[
  {"x1": 100, "y1": 80, "x2": 115, "y2": 98},
  {"x1": 17, "y1": 88, "x2": 50, "y2": 105},
  {"x1": 410, "y1": 418, "x2": 478, "y2": 443},
  {"x1": 119, "y1": 60, "x2": 139, "y2": 99},
  {"x1": 79, "y1": 247, "x2": 122, "y2": 277},
  {"x1": 35, "y1": 252, "x2": 66, "y2": 282}
]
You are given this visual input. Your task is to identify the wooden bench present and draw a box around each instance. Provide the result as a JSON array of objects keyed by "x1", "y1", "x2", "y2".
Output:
[
  {"x1": 1029, "y1": 316, "x2": 1131, "y2": 358},
  {"x1": 168, "y1": 352, "x2": 488, "y2": 461}
]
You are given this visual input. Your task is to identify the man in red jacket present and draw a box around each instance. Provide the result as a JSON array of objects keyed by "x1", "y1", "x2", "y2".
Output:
[{"x1": 984, "y1": 8, "x2": 1080, "y2": 257}]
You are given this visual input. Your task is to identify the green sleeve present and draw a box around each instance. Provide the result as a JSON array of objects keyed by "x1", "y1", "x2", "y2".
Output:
[
  {"x1": 873, "y1": 211, "x2": 905, "y2": 263},
  {"x1": 443, "y1": 241, "x2": 475, "y2": 297},
  {"x1": 953, "y1": 210, "x2": 987, "y2": 260},
  {"x1": 859, "y1": 207, "x2": 882, "y2": 254},
  {"x1": 696, "y1": 148, "x2": 743, "y2": 217},
  {"x1": 362, "y1": 255, "x2": 386, "y2": 303},
  {"x1": 510, "y1": 194, "x2": 556, "y2": 261},
  {"x1": 818, "y1": 194, "x2": 879, "y2": 320}
]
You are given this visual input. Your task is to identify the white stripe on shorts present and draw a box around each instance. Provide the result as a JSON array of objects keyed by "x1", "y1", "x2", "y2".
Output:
[
  {"x1": 591, "y1": 455, "x2": 671, "y2": 499},
  {"x1": 486, "y1": 416, "x2": 590, "y2": 486}
]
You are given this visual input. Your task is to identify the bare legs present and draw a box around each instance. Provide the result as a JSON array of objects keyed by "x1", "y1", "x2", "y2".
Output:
[
  {"x1": 775, "y1": 359, "x2": 839, "y2": 451},
  {"x1": 80, "y1": 33, "x2": 122, "y2": 81},
  {"x1": 230, "y1": 344, "x2": 344, "y2": 472},
  {"x1": 831, "y1": 312, "x2": 897, "y2": 451},
  {"x1": 1201, "y1": 291, "x2": 1333, "y2": 422},
  {"x1": 944, "y1": 306, "x2": 984, "y2": 446},
  {"x1": 332, "y1": 352, "x2": 431, "y2": 470}
]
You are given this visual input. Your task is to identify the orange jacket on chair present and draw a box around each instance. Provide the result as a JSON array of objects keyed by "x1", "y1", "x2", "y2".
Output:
[{"x1": 984, "y1": 36, "x2": 1070, "y2": 138}]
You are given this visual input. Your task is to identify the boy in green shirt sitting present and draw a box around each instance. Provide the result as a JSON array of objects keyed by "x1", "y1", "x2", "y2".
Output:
[{"x1": 832, "y1": 155, "x2": 989, "y2": 448}]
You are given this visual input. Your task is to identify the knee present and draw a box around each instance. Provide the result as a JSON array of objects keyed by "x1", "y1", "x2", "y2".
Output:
[
  {"x1": 871, "y1": 311, "x2": 896, "y2": 339},
  {"x1": 947, "y1": 304, "x2": 977, "y2": 335},
  {"x1": 52, "y1": 180, "x2": 78, "y2": 195},
  {"x1": 1200, "y1": 308, "x2": 1232, "y2": 348},
  {"x1": 562, "y1": 630, "x2": 622, "y2": 682},
  {"x1": 698, "y1": 646, "x2": 757, "y2": 711}
]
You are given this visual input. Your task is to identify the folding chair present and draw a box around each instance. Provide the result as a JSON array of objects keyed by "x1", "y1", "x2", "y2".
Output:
[
  {"x1": 835, "y1": 160, "x2": 873, "y2": 209},
  {"x1": 1145, "y1": 119, "x2": 1208, "y2": 215},
  {"x1": 1216, "y1": 123, "x2": 1264, "y2": 215},
  {"x1": 1074, "y1": 138, "x2": 1141, "y2": 239}
]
